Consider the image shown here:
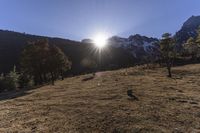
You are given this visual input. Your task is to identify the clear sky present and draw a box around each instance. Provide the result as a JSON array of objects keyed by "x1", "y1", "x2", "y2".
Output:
[{"x1": 0, "y1": 0, "x2": 200, "y2": 41}]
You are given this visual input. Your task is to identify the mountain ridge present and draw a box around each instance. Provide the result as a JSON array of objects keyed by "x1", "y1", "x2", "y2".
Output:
[
  {"x1": 175, "y1": 15, "x2": 200, "y2": 44},
  {"x1": 0, "y1": 29, "x2": 137, "y2": 74},
  {"x1": 0, "y1": 15, "x2": 200, "y2": 74}
]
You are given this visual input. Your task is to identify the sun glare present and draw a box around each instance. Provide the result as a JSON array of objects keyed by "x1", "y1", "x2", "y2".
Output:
[{"x1": 93, "y1": 33, "x2": 108, "y2": 49}]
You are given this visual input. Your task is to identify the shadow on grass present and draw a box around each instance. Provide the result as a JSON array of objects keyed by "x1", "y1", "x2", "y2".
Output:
[
  {"x1": 172, "y1": 69, "x2": 199, "y2": 76},
  {"x1": 0, "y1": 84, "x2": 47, "y2": 101},
  {"x1": 0, "y1": 89, "x2": 32, "y2": 101}
]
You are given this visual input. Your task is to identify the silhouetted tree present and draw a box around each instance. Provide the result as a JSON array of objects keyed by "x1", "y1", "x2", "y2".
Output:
[
  {"x1": 20, "y1": 39, "x2": 71, "y2": 85},
  {"x1": 160, "y1": 33, "x2": 175, "y2": 77},
  {"x1": 46, "y1": 45, "x2": 71, "y2": 85},
  {"x1": 20, "y1": 39, "x2": 49, "y2": 85}
]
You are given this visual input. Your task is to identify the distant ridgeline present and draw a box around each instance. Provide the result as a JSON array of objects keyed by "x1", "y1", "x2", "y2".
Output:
[
  {"x1": 0, "y1": 30, "x2": 136, "y2": 74},
  {"x1": 0, "y1": 15, "x2": 200, "y2": 74}
]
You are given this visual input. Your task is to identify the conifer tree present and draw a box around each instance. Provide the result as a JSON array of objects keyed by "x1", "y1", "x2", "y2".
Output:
[{"x1": 160, "y1": 33, "x2": 175, "y2": 77}]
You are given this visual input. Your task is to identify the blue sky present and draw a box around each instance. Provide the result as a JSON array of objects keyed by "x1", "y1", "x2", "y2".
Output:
[{"x1": 0, "y1": 0, "x2": 200, "y2": 41}]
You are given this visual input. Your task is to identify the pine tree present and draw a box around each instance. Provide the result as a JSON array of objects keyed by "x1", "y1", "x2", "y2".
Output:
[
  {"x1": 7, "y1": 66, "x2": 19, "y2": 89},
  {"x1": 0, "y1": 66, "x2": 19, "y2": 91},
  {"x1": 159, "y1": 33, "x2": 175, "y2": 77}
]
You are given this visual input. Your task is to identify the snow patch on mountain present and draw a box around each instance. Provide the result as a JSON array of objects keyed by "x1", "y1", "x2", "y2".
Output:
[{"x1": 108, "y1": 34, "x2": 159, "y2": 58}]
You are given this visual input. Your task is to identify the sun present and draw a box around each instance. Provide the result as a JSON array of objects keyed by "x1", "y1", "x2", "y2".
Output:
[{"x1": 93, "y1": 33, "x2": 108, "y2": 49}]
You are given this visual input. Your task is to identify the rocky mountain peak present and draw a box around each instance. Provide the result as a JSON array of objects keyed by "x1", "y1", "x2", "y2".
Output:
[
  {"x1": 175, "y1": 15, "x2": 200, "y2": 44},
  {"x1": 182, "y1": 15, "x2": 200, "y2": 28}
]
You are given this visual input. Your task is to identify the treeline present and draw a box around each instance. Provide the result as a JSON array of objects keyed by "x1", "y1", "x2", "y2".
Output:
[{"x1": 0, "y1": 39, "x2": 71, "y2": 92}]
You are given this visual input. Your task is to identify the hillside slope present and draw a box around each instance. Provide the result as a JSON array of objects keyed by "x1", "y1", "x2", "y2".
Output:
[{"x1": 0, "y1": 64, "x2": 200, "y2": 132}]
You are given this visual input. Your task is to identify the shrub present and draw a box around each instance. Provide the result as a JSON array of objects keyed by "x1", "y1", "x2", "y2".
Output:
[{"x1": 0, "y1": 66, "x2": 19, "y2": 92}]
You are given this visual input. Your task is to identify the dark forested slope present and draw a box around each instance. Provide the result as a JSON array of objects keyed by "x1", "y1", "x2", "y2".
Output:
[{"x1": 0, "y1": 30, "x2": 136, "y2": 74}]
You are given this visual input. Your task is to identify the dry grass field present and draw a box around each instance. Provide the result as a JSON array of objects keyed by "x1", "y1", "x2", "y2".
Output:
[{"x1": 0, "y1": 64, "x2": 200, "y2": 133}]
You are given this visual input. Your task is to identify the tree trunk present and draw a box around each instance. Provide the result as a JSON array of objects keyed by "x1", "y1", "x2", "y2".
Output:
[
  {"x1": 39, "y1": 74, "x2": 43, "y2": 84},
  {"x1": 158, "y1": 58, "x2": 162, "y2": 67},
  {"x1": 191, "y1": 51, "x2": 198, "y2": 61},
  {"x1": 61, "y1": 71, "x2": 64, "y2": 80},
  {"x1": 167, "y1": 62, "x2": 172, "y2": 78},
  {"x1": 43, "y1": 73, "x2": 47, "y2": 83},
  {"x1": 167, "y1": 66, "x2": 171, "y2": 77},
  {"x1": 50, "y1": 72, "x2": 55, "y2": 85}
]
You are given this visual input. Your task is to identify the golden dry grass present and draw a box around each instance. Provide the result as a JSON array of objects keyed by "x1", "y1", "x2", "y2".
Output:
[{"x1": 0, "y1": 64, "x2": 200, "y2": 133}]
